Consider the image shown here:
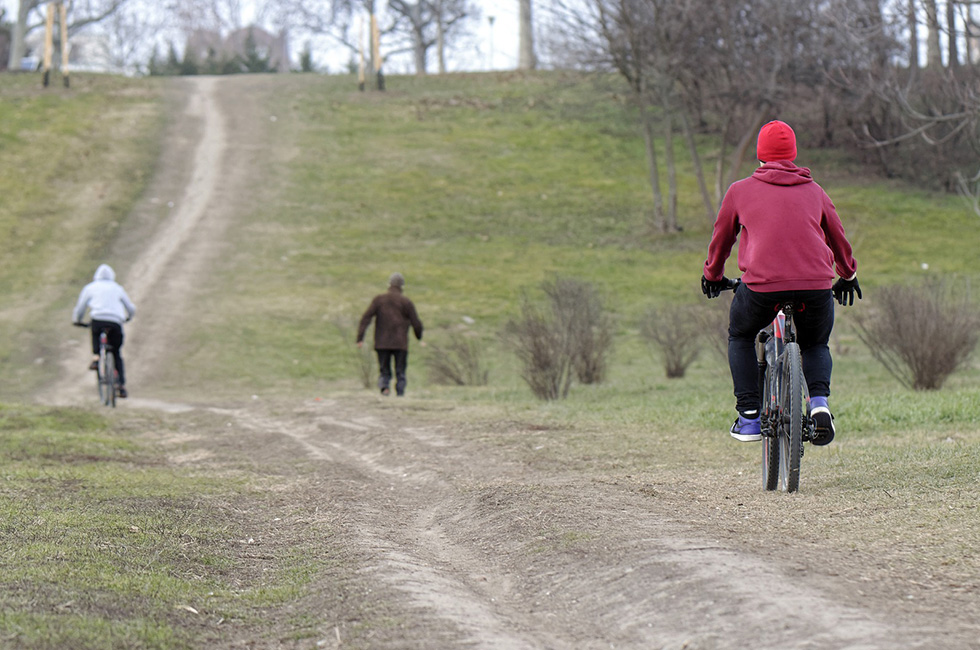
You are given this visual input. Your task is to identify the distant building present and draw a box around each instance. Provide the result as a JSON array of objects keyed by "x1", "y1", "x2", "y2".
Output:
[{"x1": 185, "y1": 25, "x2": 290, "y2": 73}]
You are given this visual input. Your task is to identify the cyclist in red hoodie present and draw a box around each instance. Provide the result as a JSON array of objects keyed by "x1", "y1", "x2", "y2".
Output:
[{"x1": 701, "y1": 120, "x2": 861, "y2": 446}]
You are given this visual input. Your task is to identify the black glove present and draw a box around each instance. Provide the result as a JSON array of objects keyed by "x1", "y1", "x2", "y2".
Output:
[
  {"x1": 701, "y1": 275, "x2": 731, "y2": 299},
  {"x1": 832, "y1": 276, "x2": 862, "y2": 306}
]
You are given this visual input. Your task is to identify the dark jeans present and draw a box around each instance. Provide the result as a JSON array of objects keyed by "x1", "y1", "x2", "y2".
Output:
[
  {"x1": 90, "y1": 320, "x2": 126, "y2": 386},
  {"x1": 376, "y1": 349, "x2": 408, "y2": 395},
  {"x1": 728, "y1": 285, "x2": 834, "y2": 415}
]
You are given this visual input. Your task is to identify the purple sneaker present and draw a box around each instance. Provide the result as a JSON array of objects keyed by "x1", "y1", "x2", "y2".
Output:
[
  {"x1": 809, "y1": 396, "x2": 835, "y2": 446},
  {"x1": 730, "y1": 411, "x2": 761, "y2": 442}
]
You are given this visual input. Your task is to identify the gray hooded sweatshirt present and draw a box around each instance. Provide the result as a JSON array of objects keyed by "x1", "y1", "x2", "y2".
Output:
[{"x1": 72, "y1": 264, "x2": 136, "y2": 325}]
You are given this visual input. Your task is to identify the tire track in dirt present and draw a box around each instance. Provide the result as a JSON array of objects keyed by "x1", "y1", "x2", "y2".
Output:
[{"x1": 225, "y1": 398, "x2": 937, "y2": 649}]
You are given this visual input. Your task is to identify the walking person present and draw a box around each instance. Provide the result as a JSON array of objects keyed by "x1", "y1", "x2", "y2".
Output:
[
  {"x1": 701, "y1": 120, "x2": 861, "y2": 445},
  {"x1": 72, "y1": 263, "x2": 136, "y2": 398},
  {"x1": 357, "y1": 272, "x2": 424, "y2": 396}
]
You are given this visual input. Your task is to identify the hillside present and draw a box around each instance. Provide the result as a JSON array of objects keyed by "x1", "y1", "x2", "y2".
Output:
[{"x1": 1, "y1": 71, "x2": 978, "y2": 649}]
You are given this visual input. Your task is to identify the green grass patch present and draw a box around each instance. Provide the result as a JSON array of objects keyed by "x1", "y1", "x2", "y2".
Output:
[{"x1": 0, "y1": 404, "x2": 333, "y2": 649}]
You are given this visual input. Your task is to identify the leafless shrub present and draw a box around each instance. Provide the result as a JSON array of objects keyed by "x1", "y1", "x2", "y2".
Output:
[
  {"x1": 333, "y1": 319, "x2": 374, "y2": 389},
  {"x1": 852, "y1": 283, "x2": 980, "y2": 390},
  {"x1": 543, "y1": 277, "x2": 614, "y2": 385},
  {"x1": 506, "y1": 299, "x2": 573, "y2": 400},
  {"x1": 426, "y1": 330, "x2": 489, "y2": 386},
  {"x1": 696, "y1": 292, "x2": 732, "y2": 361},
  {"x1": 505, "y1": 277, "x2": 614, "y2": 400},
  {"x1": 640, "y1": 304, "x2": 704, "y2": 378}
]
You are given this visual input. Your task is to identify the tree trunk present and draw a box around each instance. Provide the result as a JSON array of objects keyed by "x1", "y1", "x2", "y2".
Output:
[
  {"x1": 924, "y1": 0, "x2": 943, "y2": 68},
  {"x1": 435, "y1": 0, "x2": 446, "y2": 74},
  {"x1": 7, "y1": 0, "x2": 33, "y2": 70},
  {"x1": 662, "y1": 99, "x2": 679, "y2": 232},
  {"x1": 518, "y1": 0, "x2": 536, "y2": 70},
  {"x1": 908, "y1": 0, "x2": 920, "y2": 73},
  {"x1": 637, "y1": 92, "x2": 665, "y2": 233},
  {"x1": 410, "y1": 3, "x2": 426, "y2": 75},
  {"x1": 720, "y1": 108, "x2": 768, "y2": 197},
  {"x1": 679, "y1": 109, "x2": 715, "y2": 222},
  {"x1": 947, "y1": 0, "x2": 959, "y2": 70}
]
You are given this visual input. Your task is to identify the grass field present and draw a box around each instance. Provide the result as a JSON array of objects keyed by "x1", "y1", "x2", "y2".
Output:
[{"x1": 1, "y1": 70, "x2": 978, "y2": 647}]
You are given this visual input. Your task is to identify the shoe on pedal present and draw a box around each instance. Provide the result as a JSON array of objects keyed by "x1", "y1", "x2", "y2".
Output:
[
  {"x1": 810, "y1": 396, "x2": 834, "y2": 446},
  {"x1": 117, "y1": 387, "x2": 128, "y2": 399},
  {"x1": 89, "y1": 360, "x2": 99, "y2": 371},
  {"x1": 730, "y1": 411, "x2": 761, "y2": 442}
]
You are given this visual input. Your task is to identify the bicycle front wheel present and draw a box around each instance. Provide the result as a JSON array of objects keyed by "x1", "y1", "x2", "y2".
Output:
[
  {"x1": 762, "y1": 364, "x2": 779, "y2": 491},
  {"x1": 778, "y1": 343, "x2": 804, "y2": 492}
]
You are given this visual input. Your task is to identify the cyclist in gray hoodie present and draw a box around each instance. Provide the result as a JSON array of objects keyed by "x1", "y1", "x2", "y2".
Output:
[{"x1": 72, "y1": 264, "x2": 136, "y2": 398}]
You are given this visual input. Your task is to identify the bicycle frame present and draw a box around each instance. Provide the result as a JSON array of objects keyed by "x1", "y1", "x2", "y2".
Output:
[{"x1": 756, "y1": 305, "x2": 797, "y2": 434}]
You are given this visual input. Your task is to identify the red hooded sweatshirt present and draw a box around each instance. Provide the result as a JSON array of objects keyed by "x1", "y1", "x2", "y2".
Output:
[{"x1": 703, "y1": 161, "x2": 857, "y2": 292}]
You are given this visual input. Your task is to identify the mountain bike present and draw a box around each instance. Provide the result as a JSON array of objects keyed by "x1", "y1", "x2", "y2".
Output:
[
  {"x1": 74, "y1": 322, "x2": 118, "y2": 407},
  {"x1": 722, "y1": 280, "x2": 813, "y2": 493}
]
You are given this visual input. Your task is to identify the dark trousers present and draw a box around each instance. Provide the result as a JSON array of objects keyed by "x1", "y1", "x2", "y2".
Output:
[
  {"x1": 728, "y1": 285, "x2": 834, "y2": 414},
  {"x1": 90, "y1": 320, "x2": 126, "y2": 386},
  {"x1": 376, "y1": 349, "x2": 408, "y2": 395}
]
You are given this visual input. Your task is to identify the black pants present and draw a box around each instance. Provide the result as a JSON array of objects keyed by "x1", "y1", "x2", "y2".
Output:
[
  {"x1": 728, "y1": 285, "x2": 834, "y2": 415},
  {"x1": 90, "y1": 320, "x2": 126, "y2": 386},
  {"x1": 376, "y1": 349, "x2": 408, "y2": 395}
]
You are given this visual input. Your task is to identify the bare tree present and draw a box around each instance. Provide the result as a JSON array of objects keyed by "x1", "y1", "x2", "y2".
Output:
[
  {"x1": 95, "y1": 3, "x2": 168, "y2": 72},
  {"x1": 7, "y1": 0, "x2": 132, "y2": 69},
  {"x1": 386, "y1": 0, "x2": 479, "y2": 74},
  {"x1": 276, "y1": 0, "x2": 477, "y2": 76},
  {"x1": 548, "y1": 0, "x2": 826, "y2": 232}
]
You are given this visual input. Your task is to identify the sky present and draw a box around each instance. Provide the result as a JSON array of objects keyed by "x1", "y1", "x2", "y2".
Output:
[{"x1": 1, "y1": 0, "x2": 523, "y2": 73}]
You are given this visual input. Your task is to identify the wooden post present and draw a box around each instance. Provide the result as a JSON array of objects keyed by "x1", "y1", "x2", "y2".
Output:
[
  {"x1": 358, "y1": 16, "x2": 366, "y2": 91},
  {"x1": 371, "y1": 13, "x2": 384, "y2": 90},
  {"x1": 43, "y1": 3, "x2": 55, "y2": 87}
]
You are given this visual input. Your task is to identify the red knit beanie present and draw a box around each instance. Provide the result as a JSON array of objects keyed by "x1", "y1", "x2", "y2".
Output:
[{"x1": 756, "y1": 120, "x2": 797, "y2": 162}]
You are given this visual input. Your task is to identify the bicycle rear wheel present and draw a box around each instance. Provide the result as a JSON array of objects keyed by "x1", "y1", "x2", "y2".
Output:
[
  {"x1": 778, "y1": 343, "x2": 804, "y2": 492},
  {"x1": 103, "y1": 352, "x2": 117, "y2": 408}
]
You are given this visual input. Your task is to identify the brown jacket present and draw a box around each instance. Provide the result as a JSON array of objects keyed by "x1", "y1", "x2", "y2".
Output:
[{"x1": 356, "y1": 287, "x2": 424, "y2": 350}]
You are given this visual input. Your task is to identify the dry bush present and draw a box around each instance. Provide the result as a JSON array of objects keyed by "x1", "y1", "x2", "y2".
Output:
[
  {"x1": 333, "y1": 319, "x2": 375, "y2": 389},
  {"x1": 505, "y1": 300, "x2": 573, "y2": 400},
  {"x1": 640, "y1": 304, "x2": 704, "y2": 378},
  {"x1": 696, "y1": 292, "x2": 732, "y2": 361},
  {"x1": 506, "y1": 277, "x2": 614, "y2": 400},
  {"x1": 426, "y1": 330, "x2": 489, "y2": 386},
  {"x1": 852, "y1": 283, "x2": 980, "y2": 390},
  {"x1": 543, "y1": 277, "x2": 614, "y2": 385}
]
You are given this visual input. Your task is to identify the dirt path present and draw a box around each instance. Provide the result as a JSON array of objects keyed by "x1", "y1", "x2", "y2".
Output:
[{"x1": 38, "y1": 76, "x2": 979, "y2": 649}]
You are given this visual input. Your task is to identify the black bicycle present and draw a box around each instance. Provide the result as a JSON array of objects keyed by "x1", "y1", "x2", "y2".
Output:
[
  {"x1": 74, "y1": 322, "x2": 118, "y2": 407},
  {"x1": 722, "y1": 280, "x2": 812, "y2": 493}
]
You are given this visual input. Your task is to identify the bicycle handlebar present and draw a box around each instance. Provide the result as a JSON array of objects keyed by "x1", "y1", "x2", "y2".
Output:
[{"x1": 73, "y1": 322, "x2": 90, "y2": 328}]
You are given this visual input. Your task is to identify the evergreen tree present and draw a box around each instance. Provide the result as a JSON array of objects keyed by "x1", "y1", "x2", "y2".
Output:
[{"x1": 242, "y1": 28, "x2": 271, "y2": 73}]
